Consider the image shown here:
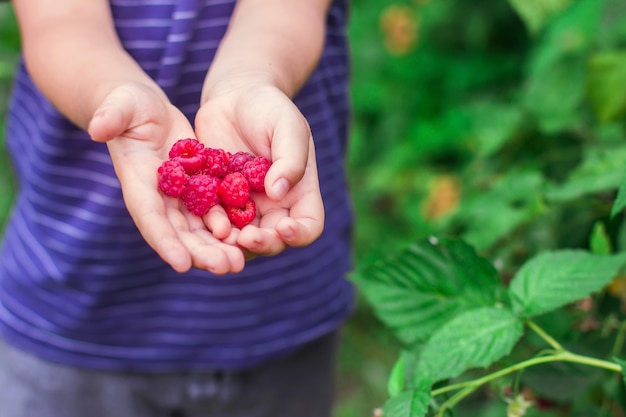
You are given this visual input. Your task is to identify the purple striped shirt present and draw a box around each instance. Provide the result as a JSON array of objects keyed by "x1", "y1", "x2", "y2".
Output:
[{"x1": 0, "y1": 0, "x2": 354, "y2": 371}]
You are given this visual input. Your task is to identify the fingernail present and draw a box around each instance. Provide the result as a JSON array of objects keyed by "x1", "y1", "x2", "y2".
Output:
[
  {"x1": 92, "y1": 108, "x2": 107, "y2": 120},
  {"x1": 281, "y1": 227, "x2": 295, "y2": 243},
  {"x1": 272, "y1": 178, "x2": 289, "y2": 200}
]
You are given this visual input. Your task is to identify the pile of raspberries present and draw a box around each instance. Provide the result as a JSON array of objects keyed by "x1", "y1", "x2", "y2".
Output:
[{"x1": 157, "y1": 138, "x2": 271, "y2": 229}]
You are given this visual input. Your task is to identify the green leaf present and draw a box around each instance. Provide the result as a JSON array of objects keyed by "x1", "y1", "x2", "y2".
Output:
[
  {"x1": 612, "y1": 175, "x2": 626, "y2": 218},
  {"x1": 456, "y1": 169, "x2": 545, "y2": 250},
  {"x1": 387, "y1": 350, "x2": 424, "y2": 398},
  {"x1": 509, "y1": 251, "x2": 626, "y2": 317},
  {"x1": 546, "y1": 145, "x2": 626, "y2": 202},
  {"x1": 507, "y1": 0, "x2": 572, "y2": 34},
  {"x1": 465, "y1": 101, "x2": 524, "y2": 157},
  {"x1": 523, "y1": 55, "x2": 586, "y2": 134},
  {"x1": 521, "y1": 0, "x2": 601, "y2": 132},
  {"x1": 590, "y1": 221, "x2": 613, "y2": 255},
  {"x1": 588, "y1": 51, "x2": 626, "y2": 122},
  {"x1": 382, "y1": 388, "x2": 431, "y2": 417},
  {"x1": 415, "y1": 306, "x2": 523, "y2": 383},
  {"x1": 350, "y1": 237, "x2": 506, "y2": 347},
  {"x1": 528, "y1": 0, "x2": 600, "y2": 72},
  {"x1": 388, "y1": 353, "x2": 406, "y2": 397}
]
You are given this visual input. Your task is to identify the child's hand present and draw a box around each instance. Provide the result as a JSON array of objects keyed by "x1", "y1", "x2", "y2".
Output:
[
  {"x1": 195, "y1": 83, "x2": 325, "y2": 257},
  {"x1": 87, "y1": 82, "x2": 246, "y2": 274}
]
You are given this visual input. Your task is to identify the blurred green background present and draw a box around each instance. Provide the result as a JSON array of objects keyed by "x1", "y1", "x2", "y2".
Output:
[
  {"x1": 3, "y1": 0, "x2": 626, "y2": 416},
  {"x1": 0, "y1": 3, "x2": 18, "y2": 228}
]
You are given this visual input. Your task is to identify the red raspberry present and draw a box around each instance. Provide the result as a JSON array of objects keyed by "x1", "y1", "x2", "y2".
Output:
[
  {"x1": 218, "y1": 172, "x2": 250, "y2": 207},
  {"x1": 228, "y1": 151, "x2": 255, "y2": 173},
  {"x1": 181, "y1": 174, "x2": 220, "y2": 216},
  {"x1": 242, "y1": 156, "x2": 271, "y2": 192},
  {"x1": 157, "y1": 159, "x2": 188, "y2": 198},
  {"x1": 200, "y1": 147, "x2": 230, "y2": 178},
  {"x1": 225, "y1": 199, "x2": 256, "y2": 229},
  {"x1": 157, "y1": 139, "x2": 275, "y2": 225},
  {"x1": 168, "y1": 138, "x2": 206, "y2": 174}
]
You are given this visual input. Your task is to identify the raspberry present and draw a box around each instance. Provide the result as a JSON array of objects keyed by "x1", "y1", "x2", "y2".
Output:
[
  {"x1": 228, "y1": 151, "x2": 255, "y2": 173},
  {"x1": 200, "y1": 147, "x2": 231, "y2": 178},
  {"x1": 218, "y1": 172, "x2": 250, "y2": 207},
  {"x1": 225, "y1": 199, "x2": 256, "y2": 229},
  {"x1": 168, "y1": 138, "x2": 206, "y2": 173},
  {"x1": 157, "y1": 139, "x2": 275, "y2": 228},
  {"x1": 181, "y1": 174, "x2": 220, "y2": 216},
  {"x1": 157, "y1": 159, "x2": 188, "y2": 198},
  {"x1": 242, "y1": 156, "x2": 271, "y2": 192}
]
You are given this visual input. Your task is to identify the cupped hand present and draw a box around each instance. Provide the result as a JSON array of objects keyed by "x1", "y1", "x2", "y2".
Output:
[
  {"x1": 87, "y1": 82, "x2": 245, "y2": 274},
  {"x1": 195, "y1": 82, "x2": 325, "y2": 257}
]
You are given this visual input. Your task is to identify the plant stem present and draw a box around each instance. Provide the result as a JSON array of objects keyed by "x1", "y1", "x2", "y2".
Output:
[
  {"x1": 526, "y1": 319, "x2": 564, "y2": 351},
  {"x1": 435, "y1": 385, "x2": 477, "y2": 416},
  {"x1": 559, "y1": 350, "x2": 622, "y2": 372},
  {"x1": 429, "y1": 321, "x2": 624, "y2": 415},
  {"x1": 431, "y1": 350, "x2": 621, "y2": 400}
]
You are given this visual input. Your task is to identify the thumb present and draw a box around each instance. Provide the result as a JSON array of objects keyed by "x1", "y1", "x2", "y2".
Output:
[
  {"x1": 263, "y1": 107, "x2": 312, "y2": 201},
  {"x1": 87, "y1": 86, "x2": 139, "y2": 143}
]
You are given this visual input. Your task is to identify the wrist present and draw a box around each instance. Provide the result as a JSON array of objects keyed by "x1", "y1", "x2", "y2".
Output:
[
  {"x1": 200, "y1": 69, "x2": 287, "y2": 106},
  {"x1": 200, "y1": 0, "x2": 329, "y2": 105}
]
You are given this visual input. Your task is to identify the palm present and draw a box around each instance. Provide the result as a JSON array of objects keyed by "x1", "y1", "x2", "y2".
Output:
[
  {"x1": 90, "y1": 84, "x2": 245, "y2": 273},
  {"x1": 194, "y1": 85, "x2": 324, "y2": 256}
]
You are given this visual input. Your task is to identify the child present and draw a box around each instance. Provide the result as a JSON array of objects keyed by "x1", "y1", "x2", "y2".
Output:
[{"x1": 0, "y1": 0, "x2": 355, "y2": 416}]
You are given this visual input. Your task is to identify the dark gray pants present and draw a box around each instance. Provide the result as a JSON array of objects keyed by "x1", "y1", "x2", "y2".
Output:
[{"x1": 0, "y1": 332, "x2": 339, "y2": 417}]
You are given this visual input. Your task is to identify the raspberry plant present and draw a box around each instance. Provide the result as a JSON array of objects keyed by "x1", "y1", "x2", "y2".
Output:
[
  {"x1": 346, "y1": 1, "x2": 626, "y2": 413},
  {"x1": 352, "y1": 231, "x2": 626, "y2": 417}
]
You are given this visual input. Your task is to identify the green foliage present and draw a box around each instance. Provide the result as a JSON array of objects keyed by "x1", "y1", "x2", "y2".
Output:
[
  {"x1": 383, "y1": 388, "x2": 431, "y2": 417},
  {"x1": 589, "y1": 221, "x2": 613, "y2": 254},
  {"x1": 507, "y1": 0, "x2": 572, "y2": 34},
  {"x1": 613, "y1": 179, "x2": 626, "y2": 218},
  {"x1": 0, "y1": 3, "x2": 18, "y2": 230},
  {"x1": 415, "y1": 306, "x2": 523, "y2": 383},
  {"x1": 348, "y1": 0, "x2": 626, "y2": 270},
  {"x1": 588, "y1": 52, "x2": 626, "y2": 123},
  {"x1": 509, "y1": 251, "x2": 626, "y2": 317},
  {"x1": 352, "y1": 238, "x2": 506, "y2": 346},
  {"x1": 355, "y1": 240, "x2": 626, "y2": 416},
  {"x1": 348, "y1": 0, "x2": 626, "y2": 413}
]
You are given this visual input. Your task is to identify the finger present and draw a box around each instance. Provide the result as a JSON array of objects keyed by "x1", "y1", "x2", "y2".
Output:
[
  {"x1": 236, "y1": 205, "x2": 288, "y2": 255},
  {"x1": 237, "y1": 226, "x2": 287, "y2": 256},
  {"x1": 274, "y1": 186, "x2": 324, "y2": 247},
  {"x1": 263, "y1": 104, "x2": 311, "y2": 201},
  {"x1": 105, "y1": 138, "x2": 194, "y2": 272},
  {"x1": 184, "y1": 223, "x2": 246, "y2": 274},
  {"x1": 276, "y1": 141, "x2": 324, "y2": 247},
  {"x1": 88, "y1": 87, "x2": 138, "y2": 143},
  {"x1": 204, "y1": 204, "x2": 232, "y2": 240},
  {"x1": 169, "y1": 211, "x2": 243, "y2": 274},
  {"x1": 276, "y1": 216, "x2": 324, "y2": 248},
  {"x1": 128, "y1": 193, "x2": 193, "y2": 273},
  {"x1": 219, "y1": 228, "x2": 256, "y2": 261}
]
